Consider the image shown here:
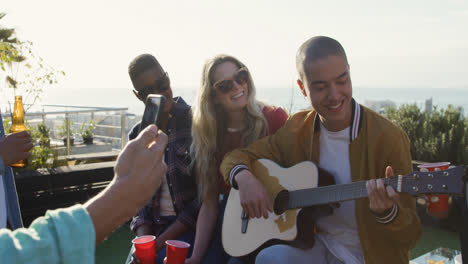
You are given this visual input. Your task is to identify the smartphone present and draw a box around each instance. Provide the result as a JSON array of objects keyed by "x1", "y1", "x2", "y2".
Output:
[{"x1": 139, "y1": 94, "x2": 166, "y2": 133}]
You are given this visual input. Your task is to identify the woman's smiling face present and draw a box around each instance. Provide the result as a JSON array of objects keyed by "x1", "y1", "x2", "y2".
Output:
[{"x1": 212, "y1": 61, "x2": 249, "y2": 112}]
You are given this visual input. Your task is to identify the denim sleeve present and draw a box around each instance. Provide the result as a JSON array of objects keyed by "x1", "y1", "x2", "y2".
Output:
[
  {"x1": 0, "y1": 204, "x2": 96, "y2": 263},
  {"x1": 0, "y1": 156, "x2": 5, "y2": 176}
]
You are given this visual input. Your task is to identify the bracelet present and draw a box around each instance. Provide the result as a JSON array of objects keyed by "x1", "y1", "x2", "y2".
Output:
[{"x1": 374, "y1": 204, "x2": 399, "y2": 224}]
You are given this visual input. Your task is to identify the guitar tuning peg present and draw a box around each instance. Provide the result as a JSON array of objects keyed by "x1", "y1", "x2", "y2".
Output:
[{"x1": 417, "y1": 197, "x2": 427, "y2": 205}]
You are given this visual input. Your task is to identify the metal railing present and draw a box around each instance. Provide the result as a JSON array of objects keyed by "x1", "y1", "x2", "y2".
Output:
[{"x1": 12, "y1": 104, "x2": 129, "y2": 156}]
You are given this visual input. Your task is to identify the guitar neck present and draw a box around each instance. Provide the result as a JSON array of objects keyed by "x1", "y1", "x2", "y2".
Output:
[{"x1": 288, "y1": 177, "x2": 400, "y2": 209}]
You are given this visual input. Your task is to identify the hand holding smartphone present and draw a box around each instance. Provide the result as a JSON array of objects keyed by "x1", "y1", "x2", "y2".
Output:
[{"x1": 139, "y1": 94, "x2": 166, "y2": 133}]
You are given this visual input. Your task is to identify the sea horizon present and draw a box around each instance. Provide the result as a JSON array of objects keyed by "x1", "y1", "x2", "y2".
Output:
[{"x1": 1, "y1": 86, "x2": 467, "y2": 117}]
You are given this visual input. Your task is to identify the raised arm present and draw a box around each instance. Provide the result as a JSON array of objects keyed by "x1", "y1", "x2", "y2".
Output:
[
  {"x1": 0, "y1": 125, "x2": 168, "y2": 263},
  {"x1": 85, "y1": 125, "x2": 167, "y2": 245}
]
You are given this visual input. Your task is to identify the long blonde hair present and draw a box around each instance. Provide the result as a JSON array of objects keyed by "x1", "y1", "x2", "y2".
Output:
[{"x1": 191, "y1": 55, "x2": 268, "y2": 202}]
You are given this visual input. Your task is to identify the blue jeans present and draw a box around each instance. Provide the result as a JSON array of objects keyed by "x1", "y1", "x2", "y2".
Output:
[{"x1": 254, "y1": 239, "x2": 343, "y2": 264}]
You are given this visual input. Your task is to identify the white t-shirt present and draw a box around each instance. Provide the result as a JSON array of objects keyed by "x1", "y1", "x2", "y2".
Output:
[
  {"x1": 159, "y1": 174, "x2": 176, "y2": 216},
  {"x1": 316, "y1": 123, "x2": 364, "y2": 264},
  {"x1": 0, "y1": 174, "x2": 7, "y2": 228}
]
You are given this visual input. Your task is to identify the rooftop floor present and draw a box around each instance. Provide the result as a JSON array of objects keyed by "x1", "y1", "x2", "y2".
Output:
[{"x1": 95, "y1": 223, "x2": 462, "y2": 264}]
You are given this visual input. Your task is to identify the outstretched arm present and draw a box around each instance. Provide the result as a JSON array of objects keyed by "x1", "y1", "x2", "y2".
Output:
[
  {"x1": 0, "y1": 125, "x2": 168, "y2": 263},
  {"x1": 86, "y1": 125, "x2": 167, "y2": 245}
]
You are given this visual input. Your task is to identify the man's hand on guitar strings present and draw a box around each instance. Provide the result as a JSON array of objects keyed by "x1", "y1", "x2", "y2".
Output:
[
  {"x1": 366, "y1": 166, "x2": 400, "y2": 215},
  {"x1": 236, "y1": 170, "x2": 273, "y2": 219}
]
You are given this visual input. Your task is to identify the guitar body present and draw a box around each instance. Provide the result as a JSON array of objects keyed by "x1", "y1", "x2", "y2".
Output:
[
  {"x1": 222, "y1": 159, "x2": 327, "y2": 258},
  {"x1": 222, "y1": 159, "x2": 466, "y2": 259}
]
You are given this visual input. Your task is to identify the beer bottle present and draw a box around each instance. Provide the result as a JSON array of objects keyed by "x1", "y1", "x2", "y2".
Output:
[{"x1": 10, "y1": 96, "x2": 28, "y2": 168}]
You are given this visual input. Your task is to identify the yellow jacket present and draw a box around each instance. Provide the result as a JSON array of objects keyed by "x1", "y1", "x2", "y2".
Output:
[{"x1": 221, "y1": 100, "x2": 422, "y2": 264}]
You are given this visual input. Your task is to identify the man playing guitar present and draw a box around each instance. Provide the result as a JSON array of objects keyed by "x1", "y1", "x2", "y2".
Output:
[{"x1": 221, "y1": 36, "x2": 422, "y2": 264}]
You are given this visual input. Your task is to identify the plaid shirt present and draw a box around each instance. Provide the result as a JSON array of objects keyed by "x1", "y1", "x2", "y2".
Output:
[{"x1": 129, "y1": 97, "x2": 198, "y2": 234}]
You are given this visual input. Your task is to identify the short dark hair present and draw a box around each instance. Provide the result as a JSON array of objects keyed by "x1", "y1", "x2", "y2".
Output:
[
  {"x1": 296, "y1": 36, "x2": 348, "y2": 83},
  {"x1": 128, "y1": 54, "x2": 163, "y2": 87}
]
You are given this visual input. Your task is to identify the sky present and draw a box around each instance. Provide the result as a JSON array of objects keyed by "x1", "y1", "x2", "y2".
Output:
[{"x1": 1, "y1": 0, "x2": 468, "y2": 109}]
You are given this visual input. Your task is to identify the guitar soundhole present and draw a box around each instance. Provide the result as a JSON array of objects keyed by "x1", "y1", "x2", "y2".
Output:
[{"x1": 274, "y1": 190, "x2": 290, "y2": 215}]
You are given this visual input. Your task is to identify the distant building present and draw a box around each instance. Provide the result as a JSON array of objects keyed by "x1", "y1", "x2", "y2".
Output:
[{"x1": 425, "y1": 97, "x2": 433, "y2": 114}]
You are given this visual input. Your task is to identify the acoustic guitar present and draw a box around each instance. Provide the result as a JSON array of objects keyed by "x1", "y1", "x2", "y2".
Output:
[{"x1": 222, "y1": 159, "x2": 465, "y2": 258}]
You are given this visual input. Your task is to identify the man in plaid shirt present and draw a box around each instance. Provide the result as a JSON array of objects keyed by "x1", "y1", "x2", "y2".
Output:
[{"x1": 127, "y1": 54, "x2": 198, "y2": 264}]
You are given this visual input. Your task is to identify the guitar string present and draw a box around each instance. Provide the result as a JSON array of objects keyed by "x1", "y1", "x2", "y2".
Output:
[
  {"x1": 273, "y1": 167, "x2": 458, "y2": 209},
  {"x1": 281, "y1": 178, "x2": 399, "y2": 209}
]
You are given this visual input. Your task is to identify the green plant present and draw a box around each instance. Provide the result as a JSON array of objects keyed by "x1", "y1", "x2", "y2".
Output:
[
  {"x1": 36, "y1": 123, "x2": 50, "y2": 147},
  {"x1": 29, "y1": 143, "x2": 57, "y2": 170},
  {"x1": 2, "y1": 117, "x2": 10, "y2": 133},
  {"x1": 37, "y1": 123, "x2": 49, "y2": 136},
  {"x1": 58, "y1": 119, "x2": 76, "y2": 138},
  {"x1": 0, "y1": 13, "x2": 23, "y2": 72},
  {"x1": 385, "y1": 104, "x2": 468, "y2": 165},
  {"x1": 23, "y1": 122, "x2": 57, "y2": 170},
  {"x1": 1, "y1": 13, "x2": 65, "y2": 111},
  {"x1": 79, "y1": 120, "x2": 95, "y2": 140}
]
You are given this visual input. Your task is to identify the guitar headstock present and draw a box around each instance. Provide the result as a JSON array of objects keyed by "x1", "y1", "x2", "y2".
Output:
[{"x1": 399, "y1": 165, "x2": 465, "y2": 196}]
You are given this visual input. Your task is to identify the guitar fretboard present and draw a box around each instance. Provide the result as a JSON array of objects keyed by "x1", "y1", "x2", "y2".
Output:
[{"x1": 288, "y1": 177, "x2": 399, "y2": 209}]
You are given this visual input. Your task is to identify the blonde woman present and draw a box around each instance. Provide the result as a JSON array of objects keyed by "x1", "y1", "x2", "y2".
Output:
[{"x1": 186, "y1": 55, "x2": 288, "y2": 264}]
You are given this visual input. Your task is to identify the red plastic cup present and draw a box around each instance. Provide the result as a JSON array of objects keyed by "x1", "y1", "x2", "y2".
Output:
[
  {"x1": 165, "y1": 240, "x2": 190, "y2": 264},
  {"x1": 132, "y1": 235, "x2": 156, "y2": 264},
  {"x1": 417, "y1": 162, "x2": 450, "y2": 171},
  {"x1": 417, "y1": 162, "x2": 451, "y2": 214}
]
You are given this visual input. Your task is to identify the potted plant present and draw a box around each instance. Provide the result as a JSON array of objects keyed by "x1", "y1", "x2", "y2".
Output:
[
  {"x1": 58, "y1": 119, "x2": 76, "y2": 146},
  {"x1": 20, "y1": 122, "x2": 57, "y2": 170},
  {"x1": 79, "y1": 120, "x2": 96, "y2": 145}
]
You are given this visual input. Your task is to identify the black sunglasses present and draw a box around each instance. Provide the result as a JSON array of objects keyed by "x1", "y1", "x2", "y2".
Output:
[
  {"x1": 135, "y1": 72, "x2": 170, "y2": 100},
  {"x1": 213, "y1": 68, "x2": 249, "y2": 94}
]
